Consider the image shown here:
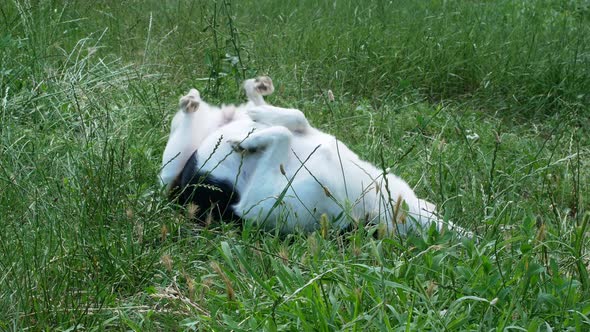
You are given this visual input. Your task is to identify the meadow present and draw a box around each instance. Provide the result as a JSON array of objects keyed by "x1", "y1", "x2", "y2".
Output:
[{"x1": 1, "y1": 0, "x2": 589, "y2": 330}]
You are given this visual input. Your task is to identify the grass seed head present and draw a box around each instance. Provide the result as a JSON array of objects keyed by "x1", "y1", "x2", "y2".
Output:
[
  {"x1": 161, "y1": 224, "x2": 168, "y2": 242},
  {"x1": 320, "y1": 213, "x2": 329, "y2": 238},
  {"x1": 378, "y1": 223, "x2": 387, "y2": 239},
  {"x1": 322, "y1": 186, "x2": 332, "y2": 198},
  {"x1": 210, "y1": 261, "x2": 235, "y2": 301},
  {"x1": 184, "y1": 273, "x2": 196, "y2": 299},
  {"x1": 187, "y1": 203, "x2": 199, "y2": 219},
  {"x1": 327, "y1": 89, "x2": 335, "y2": 102},
  {"x1": 205, "y1": 209, "x2": 213, "y2": 227},
  {"x1": 160, "y1": 254, "x2": 173, "y2": 272},
  {"x1": 426, "y1": 280, "x2": 438, "y2": 297},
  {"x1": 535, "y1": 219, "x2": 546, "y2": 242},
  {"x1": 200, "y1": 277, "x2": 213, "y2": 302},
  {"x1": 278, "y1": 246, "x2": 289, "y2": 264},
  {"x1": 438, "y1": 139, "x2": 446, "y2": 151},
  {"x1": 134, "y1": 222, "x2": 144, "y2": 244},
  {"x1": 352, "y1": 243, "x2": 361, "y2": 257},
  {"x1": 308, "y1": 234, "x2": 319, "y2": 257}
]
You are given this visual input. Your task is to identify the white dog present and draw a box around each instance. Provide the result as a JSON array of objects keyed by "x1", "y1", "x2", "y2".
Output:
[{"x1": 160, "y1": 77, "x2": 469, "y2": 236}]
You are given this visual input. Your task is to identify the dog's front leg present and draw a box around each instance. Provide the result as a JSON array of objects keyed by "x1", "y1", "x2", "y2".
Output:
[
  {"x1": 229, "y1": 126, "x2": 305, "y2": 230},
  {"x1": 247, "y1": 105, "x2": 311, "y2": 134}
]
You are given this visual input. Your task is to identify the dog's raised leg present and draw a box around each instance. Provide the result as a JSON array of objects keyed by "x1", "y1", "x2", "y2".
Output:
[
  {"x1": 160, "y1": 89, "x2": 217, "y2": 190},
  {"x1": 243, "y1": 76, "x2": 311, "y2": 133},
  {"x1": 246, "y1": 105, "x2": 311, "y2": 134},
  {"x1": 243, "y1": 76, "x2": 274, "y2": 106}
]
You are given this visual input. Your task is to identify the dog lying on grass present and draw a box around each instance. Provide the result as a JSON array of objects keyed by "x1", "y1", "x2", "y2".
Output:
[{"x1": 160, "y1": 77, "x2": 469, "y2": 236}]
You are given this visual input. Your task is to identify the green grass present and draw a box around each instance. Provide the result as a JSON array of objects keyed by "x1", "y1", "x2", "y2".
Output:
[{"x1": 1, "y1": 0, "x2": 589, "y2": 330}]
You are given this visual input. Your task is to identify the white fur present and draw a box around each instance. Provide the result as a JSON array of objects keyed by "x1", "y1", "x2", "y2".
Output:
[
  {"x1": 160, "y1": 77, "x2": 274, "y2": 189},
  {"x1": 161, "y1": 78, "x2": 470, "y2": 236}
]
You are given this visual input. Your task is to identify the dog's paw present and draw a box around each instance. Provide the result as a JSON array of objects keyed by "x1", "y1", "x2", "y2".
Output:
[
  {"x1": 243, "y1": 76, "x2": 274, "y2": 101},
  {"x1": 179, "y1": 89, "x2": 201, "y2": 113},
  {"x1": 254, "y1": 76, "x2": 274, "y2": 96}
]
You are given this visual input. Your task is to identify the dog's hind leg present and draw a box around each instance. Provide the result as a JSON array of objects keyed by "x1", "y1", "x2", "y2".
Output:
[
  {"x1": 243, "y1": 76, "x2": 275, "y2": 106},
  {"x1": 160, "y1": 89, "x2": 220, "y2": 190}
]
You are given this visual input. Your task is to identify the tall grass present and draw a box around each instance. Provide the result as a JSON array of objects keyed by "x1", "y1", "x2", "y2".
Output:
[
  {"x1": 234, "y1": 0, "x2": 590, "y2": 116},
  {"x1": 0, "y1": 0, "x2": 588, "y2": 330}
]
